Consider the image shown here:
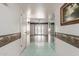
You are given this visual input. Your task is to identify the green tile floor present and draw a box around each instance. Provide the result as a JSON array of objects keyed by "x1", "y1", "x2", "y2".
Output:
[{"x1": 20, "y1": 42, "x2": 56, "y2": 56}]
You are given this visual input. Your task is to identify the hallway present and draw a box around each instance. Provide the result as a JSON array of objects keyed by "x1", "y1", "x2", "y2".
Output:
[{"x1": 0, "y1": 3, "x2": 79, "y2": 56}]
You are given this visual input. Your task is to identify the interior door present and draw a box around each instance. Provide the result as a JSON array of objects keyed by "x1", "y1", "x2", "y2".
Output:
[{"x1": 30, "y1": 23, "x2": 48, "y2": 43}]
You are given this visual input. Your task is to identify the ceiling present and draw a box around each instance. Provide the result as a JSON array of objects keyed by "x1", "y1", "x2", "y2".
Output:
[{"x1": 18, "y1": 3, "x2": 55, "y2": 19}]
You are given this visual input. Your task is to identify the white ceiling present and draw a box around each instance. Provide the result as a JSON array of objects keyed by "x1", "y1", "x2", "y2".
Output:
[{"x1": 18, "y1": 3, "x2": 55, "y2": 19}]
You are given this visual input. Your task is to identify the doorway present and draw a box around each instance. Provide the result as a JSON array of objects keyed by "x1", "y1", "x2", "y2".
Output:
[{"x1": 30, "y1": 22, "x2": 48, "y2": 43}]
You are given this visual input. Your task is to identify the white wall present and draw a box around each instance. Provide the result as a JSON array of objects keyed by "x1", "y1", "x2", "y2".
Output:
[
  {"x1": 0, "y1": 4, "x2": 20, "y2": 35},
  {"x1": 54, "y1": 3, "x2": 79, "y2": 55},
  {"x1": 0, "y1": 39, "x2": 21, "y2": 56},
  {"x1": 0, "y1": 3, "x2": 23, "y2": 56},
  {"x1": 54, "y1": 3, "x2": 79, "y2": 36},
  {"x1": 55, "y1": 38, "x2": 79, "y2": 56}
]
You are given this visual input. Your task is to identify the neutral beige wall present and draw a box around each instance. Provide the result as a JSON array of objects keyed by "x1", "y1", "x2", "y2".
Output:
[{"x1": 54, "y1": 3, "x2": 79, "y2": 36}]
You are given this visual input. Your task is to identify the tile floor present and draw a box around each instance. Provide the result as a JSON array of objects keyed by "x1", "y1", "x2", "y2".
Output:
[
  {"x1": 20, "y1": 38, "x2": 79, "y2": 56},
  {"x1": 20, "y1": 42, "x2": 56, "y2": 56}
]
